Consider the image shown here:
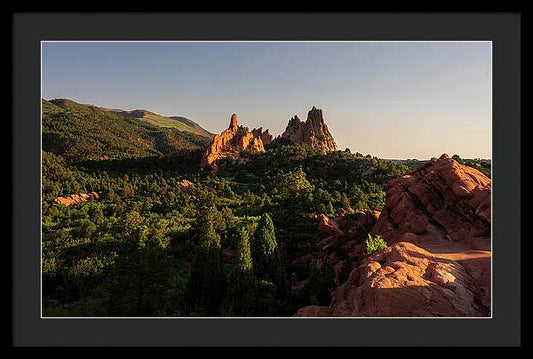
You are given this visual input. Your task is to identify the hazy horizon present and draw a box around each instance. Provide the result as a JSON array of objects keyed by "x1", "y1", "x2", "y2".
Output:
[{"x1": 42, "y1": 41, "x2": 492, "y2": 159}]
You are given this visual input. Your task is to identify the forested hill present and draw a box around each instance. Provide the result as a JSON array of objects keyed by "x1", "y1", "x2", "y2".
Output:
[
  {"x1": 112, "y1": 109, "x2": 214, "y2": 138},
  {"x1": 42, "y1": 99, "x2": 212, "y2": 160}
]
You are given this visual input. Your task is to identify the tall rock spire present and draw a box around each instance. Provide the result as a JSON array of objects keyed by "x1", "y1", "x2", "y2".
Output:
[
  {"x1": 281, "y1": 106, "x2": 337, "y2": 152},
  {"x1": 229, "y1": 114, "x2": 238, "y2": 130},
  {"x1": 200, "y1": 113, "x2": 269, "y2": 170}
]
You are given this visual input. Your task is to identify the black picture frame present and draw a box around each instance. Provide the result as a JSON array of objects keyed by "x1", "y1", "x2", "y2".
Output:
[{"x1": 13, "y1": 12, "x2": 521, "y2": 346}]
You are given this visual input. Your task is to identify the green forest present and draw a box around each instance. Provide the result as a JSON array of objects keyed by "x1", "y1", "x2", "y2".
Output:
[{"x1": 41, "y1": 99, "x2": 491, "y2": 317}]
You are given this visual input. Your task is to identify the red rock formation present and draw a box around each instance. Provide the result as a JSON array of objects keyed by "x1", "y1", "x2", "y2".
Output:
[
  {"x1": 178, "y1": 179, "x2": 194, "y2": 192},
  {"x1": 294, "y1": 241, "x2": 491, "y2": 317},
  {"x1": 281, "y1": 106, "x2": 338, "y2": 152},
  {"x1": 87, "y1": 155, "x2": 110, "y2": 161},
  {"x1": 294, "y1": 155, "x2": 491, "y2": 317},
  {"x1": 236, "y1": 132, "x2": 264, "y2": 152},
  {"x1": 200, "y1": 114, "x2": 269, "y2": 169},
  {"x1": 317, "y1": 213, "x2": 344, "y2": 238},
  {"x1": 317, "y1": 210, "x2": 380, "y2": 240},
  {"x1": 372, "y1": 153, "x2": 491, "y2": 250},
  {"x1": 251, "y1": 127, "x2": 273, "y2": 146},
  {"x1": 54, "y1": 192, "x2": 100, "y2": 206},
  {"x1": 290, "y1": 210, "x2": 380, "y2": 290}
]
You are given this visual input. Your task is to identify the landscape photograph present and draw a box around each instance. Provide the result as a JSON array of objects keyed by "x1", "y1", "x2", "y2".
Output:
[{"x1": 41, "y1": 41, "x2": 492, "y2": 318}]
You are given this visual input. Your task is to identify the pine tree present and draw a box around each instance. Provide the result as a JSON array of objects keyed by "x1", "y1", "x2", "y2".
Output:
[
  {"x1": 224, "y1": 227, "x2": 256, "y2": 316},
  {"x1": 186, "y1": 207, "x2": 226, "y2": 316},
  {"x1": 108, "y1": 235, "x2": 176, "y2": 316},
  {"x1": 251, "y1": 213, "x2": 287, "y2": 299},
  {"x1": 251, "y1": 213, "x2": 281, "y2": 280},
  {"x1": 308, "y1": 257, "x2": 336, "y2": 306},
  {"x1": 234, "y1": 227, "x2": 253, "y2": 272}
]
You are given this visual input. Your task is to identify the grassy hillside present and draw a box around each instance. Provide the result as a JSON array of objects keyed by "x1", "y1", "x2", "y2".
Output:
[
  {"x1": 42, "y1": 99, "x2": 211, "y2": 160},
  {"x1": 170, "y1": 116, "x2": 214, "y2": 138},
  {"x1": 116, "y1": 109, "x2": 214, "y2": 138}
]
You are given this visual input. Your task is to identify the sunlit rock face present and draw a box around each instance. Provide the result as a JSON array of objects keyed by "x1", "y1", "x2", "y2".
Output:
[
  {"x1": 251, "y1": 127, "x2": 273, "y2": 146},
  {"x1": 200, "y1": 114, "x2": 269, "y2": 170},
  {"x1": 281, "y1": 106, "x2": 337, "y2": 152},
  {"x1": 372, "y1": 153, "x2": 491, "y2": 249},
  {"x1": 54, "y1": 192, "x2": 100, "y2": 206},
  {"x1": 294, "y1": 155, "x2": 491, "y2": 317}
]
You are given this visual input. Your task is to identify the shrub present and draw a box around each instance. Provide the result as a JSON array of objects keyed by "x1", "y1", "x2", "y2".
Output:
[{"x1": 364, "y1": 234, "x2": 387, "y2": 257}]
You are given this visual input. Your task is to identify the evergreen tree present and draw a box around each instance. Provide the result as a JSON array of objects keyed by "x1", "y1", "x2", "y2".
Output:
[
  {"x1": 251, "y1": 213, "x2": 287, "y2": 301},
  {"x1": 108, "y1": 236, "x2": 176, "y2": 316},
  {"x1": 186, "y1": 207, "x2": 226, "y2": 315},
  {"x1": 195, "y1": 205, "x2": 220, "y2": 245},
  {"x1": 251, "y1": 213, "x2": 281, "y2": 280},
  {"x1": 224, "y1": 227, "x2": 256, "y2": 316},
  {"x1": 308, "y1": 258, "x2": 336, "y2": 306}
]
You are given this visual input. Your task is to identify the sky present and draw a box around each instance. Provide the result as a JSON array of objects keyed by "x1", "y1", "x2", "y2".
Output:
[{"x1": 42, "y1": 41, "x2": 492, "y2": 159}]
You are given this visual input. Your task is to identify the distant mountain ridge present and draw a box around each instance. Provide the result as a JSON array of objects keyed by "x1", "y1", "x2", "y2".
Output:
[
  {"x1": 105, "y1": 108, "x2": 214, "y2": 138},
  {"x1": 47, "y1": 99, "x2": 214, "y2": 138},
  {"x1": 42, "y1": 98, "x2": 211, "y2": 160}
]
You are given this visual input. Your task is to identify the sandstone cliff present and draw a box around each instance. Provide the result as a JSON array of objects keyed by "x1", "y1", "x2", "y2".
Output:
[
  {"x1": 294, "y1": 154, "x2": 491, "y2": 317},
  {"x1": 200, "y1": 114, "x2": 268, "y2": 169},
  {"x1": 281, "y1": 106, "x2": 337, "y2": 152}
]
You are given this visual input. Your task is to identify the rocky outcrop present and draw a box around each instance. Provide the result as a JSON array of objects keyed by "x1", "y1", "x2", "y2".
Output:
[
  {"x1": 88, "y1": 155, "x2": 110, "y2": 161},
  {"x1": 200, "y1": 107, "x2": 337, "y2": 168},
  {"x1": 315, "y1": 210, "x2": 381, "y2": 285},
  {"x1": 294, "y1": 154, "x2": 492, "y2": 317},
  {"x1": 251, "y1": 127, "x2": 273, "y2": 146},
  {"x1": 200, "y1": 114, "x2": 269, "y2": 169},
  {"x1": 294, "y1": 241, "x2": 491, "y2": 317},
  {"x1": 372, "y1": 153, "x2": 491, "y2": 250},
  {"x1": 178, "y1": 179, "x2": 194, "y2": 191},
  {"x1": 54, "y1": 192, "x2": 100, "y2": 206},
  {"x1": 281, "y1": 106, "x2": 337, "y2": 152},
  {"x1": 317, "y1": 213, "x2": 344, "y2": 237},
  {"x1": 291, "y1": 210, "x2": 380, "y2": 290}
]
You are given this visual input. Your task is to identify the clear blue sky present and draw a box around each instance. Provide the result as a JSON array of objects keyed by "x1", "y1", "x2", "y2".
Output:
[{"x1": 42, "y1": 41, "x2": 491, "y2": 159}]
